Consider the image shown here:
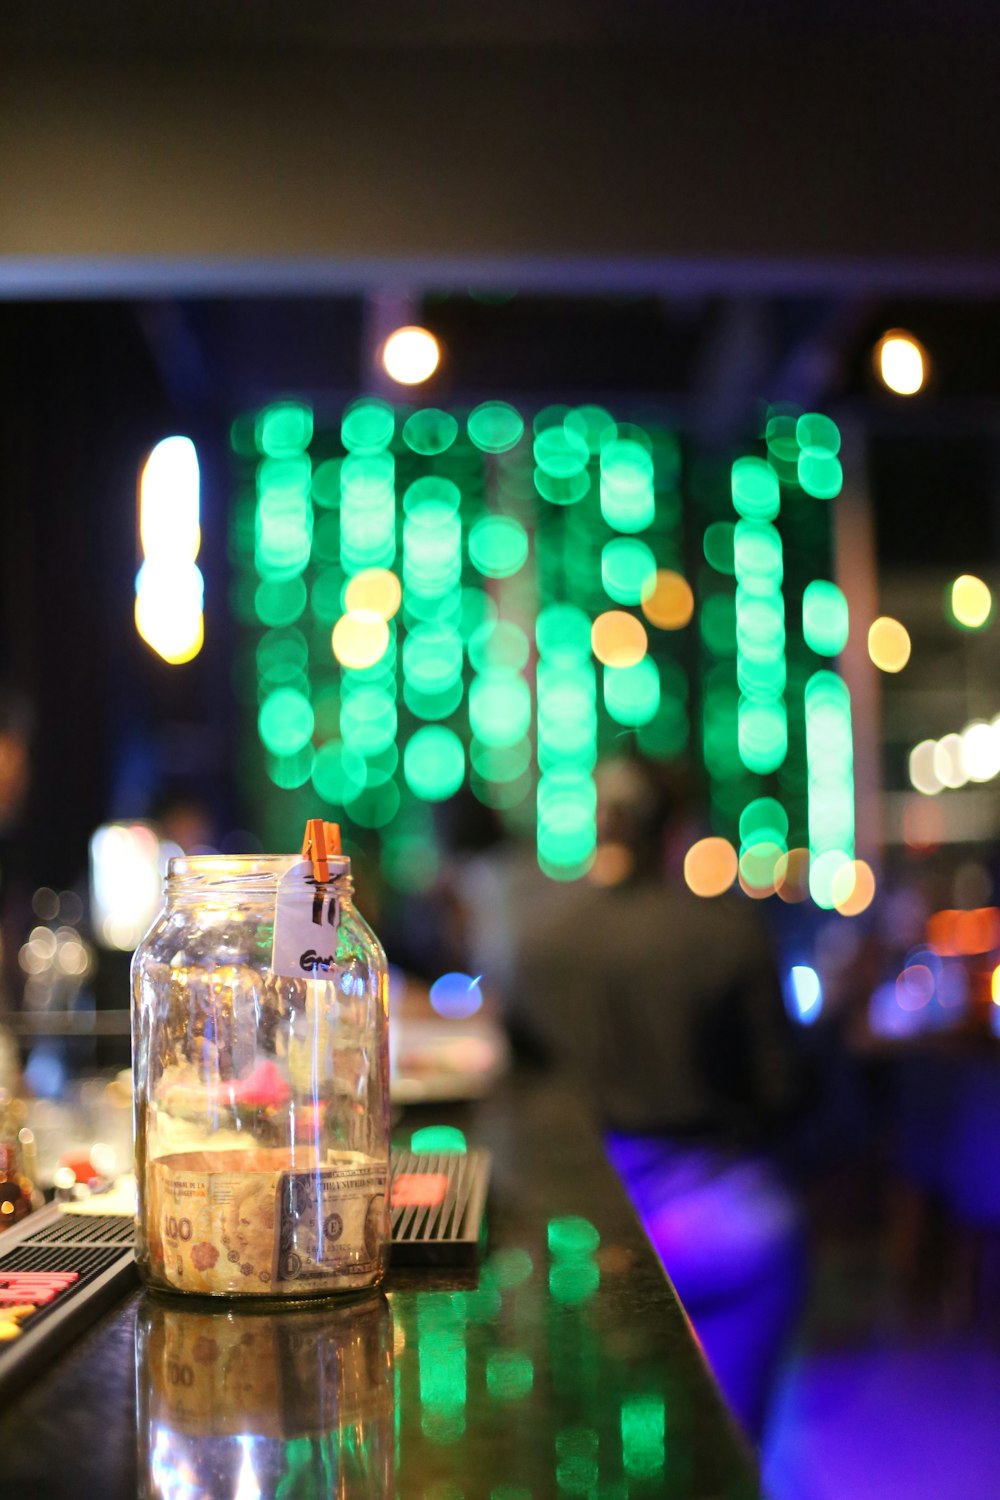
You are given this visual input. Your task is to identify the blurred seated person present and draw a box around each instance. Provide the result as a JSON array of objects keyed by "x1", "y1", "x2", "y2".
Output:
[{"x1": 505, "y1": 756, "x2": 808, "y2": 1442}]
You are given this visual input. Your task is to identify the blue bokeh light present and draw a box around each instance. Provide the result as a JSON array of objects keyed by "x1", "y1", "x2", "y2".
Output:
[
  {"x1": 429, "y1": 971, "x2": 484, "y2": 1020},
  {"x1": 787, "y1": 965, "x2": 822, "y2": 1025}
]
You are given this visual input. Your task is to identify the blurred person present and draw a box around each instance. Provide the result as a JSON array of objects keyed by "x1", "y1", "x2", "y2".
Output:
[{"x1": 504, "y1": 755, "x2": 808, "y2": 1442}]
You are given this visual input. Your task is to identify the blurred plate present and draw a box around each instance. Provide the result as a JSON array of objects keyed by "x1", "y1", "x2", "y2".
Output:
[{"x1": 390, "y1": 1017, "x2": 509, "y2": 1104}]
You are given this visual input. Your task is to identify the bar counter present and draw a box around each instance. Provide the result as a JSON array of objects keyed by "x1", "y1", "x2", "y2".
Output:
[{"x1": 0, "y1": 1071, "x2": 758, "y2": 1498}]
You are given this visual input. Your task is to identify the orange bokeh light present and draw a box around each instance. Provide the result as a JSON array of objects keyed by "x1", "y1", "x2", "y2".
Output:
[
  {"x1": 775, "y1": 848, "x2": 810, "y2": 904},
  {"x1": 591, "y1": 611, "x2": 648, "y2": 667},
  {"x1": 641, "y1": 570, "x2": 695, "y2": 630},
  {"x1": 833, "y1": 859, "x2": 876, "y2": 917},
  {"x1": 683, "y1": 837, "x2": 738, "y2": 898}
]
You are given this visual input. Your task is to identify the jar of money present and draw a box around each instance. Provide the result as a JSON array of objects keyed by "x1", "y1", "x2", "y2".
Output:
[{"x1": 132, "y1": 821, "x2": 391, "y2": 1297}]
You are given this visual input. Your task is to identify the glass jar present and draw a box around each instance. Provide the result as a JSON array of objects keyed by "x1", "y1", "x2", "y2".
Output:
[
  {"x1": 131, "y1": 854, "x2": 390, "y2": 1297},
  {"x1": 136, "y1": 1292, "x2": 394, "y2": 1497}
]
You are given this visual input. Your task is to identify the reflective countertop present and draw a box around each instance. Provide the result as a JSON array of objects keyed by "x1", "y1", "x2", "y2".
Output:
[{"x1": 0, "y1": 1072, "x2": 758, "y2": 1498}]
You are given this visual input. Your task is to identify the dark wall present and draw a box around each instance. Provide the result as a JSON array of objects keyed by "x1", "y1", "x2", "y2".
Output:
[
  {"x1": 1, "y1": 33, "x2": 999, "y2": 276},
  {"x1": 0, "y1": 304, "x2": 184, "y2": 887}
]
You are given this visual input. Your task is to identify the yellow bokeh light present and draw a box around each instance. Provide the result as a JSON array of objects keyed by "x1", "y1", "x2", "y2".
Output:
[
  {"x1": 950, "y1": 574, "x2": 992, "y2": 629},
  {"x1": 134, "y1": 590, "x2": 203, "y2": 665},
  {"x1": 991, "y1": 965, "x2": 1000, "y2": 1005},
  {"x1": 591, "y1": 611, "x2": 648, "y2": 667},
  {"x1": 344, "y1": 568, "x2": 402, "y2": 621},
  {"x1": 833, "y1": 858, "x2": 876, "y2": 916},
  {"x1": 683, "y1": 837, "x2": 738, "y2": 898},
  {"x1": 868, "y1": 616, "x2": 911, "y2": 673},
  {"x1": 382, "y1": 326, "x2": 440, "y2": 385},
  {"x1": 331, "y1": 609, "x2": 390, "y2": 669},
  {"x1": 875, "y1": 330, "x2": 926, "y2": 396},
  {"x1": 641, "y1": 570, "x2": 695, "y2": 630},
  {"x1": 775, "y1": 847, "x2": 810, "y2": 904}
]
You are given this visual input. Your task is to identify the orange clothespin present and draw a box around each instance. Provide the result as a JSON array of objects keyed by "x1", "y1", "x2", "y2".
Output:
[
  {"x1": 301, "y1": 818, "x2": 343, "y2": 883},
  {"x1": 301, "y1": 818, "x2": 331, "y2": 884}
]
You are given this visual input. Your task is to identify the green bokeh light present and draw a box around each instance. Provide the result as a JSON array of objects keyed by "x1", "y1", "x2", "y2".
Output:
[
  {"x1": 737, "y1": 652, "x2": 786, "y2": 698},
  {"x1": 467, "y1": 401, "x2": 525, "y2": 454},
  {"x1": 734, "y1": 521, "x2": 783, "y2": 591},
  {"x1": 310, "y1": 458, "x2": 341, "y2": 509},
  {"x1": 601, "y1": 538, "x2": 657, "y2": 605},
  {"x1": 701, "y1": 593, "x2": 737, "y2": 656},
  {"x1": 266, "y1": 746, "x2": 314, "y2": 789},
  {"x1": 470, "y1": 737, "x2": 532, "y2": 783},
  {"x1": 344, "y1": 779, "x2": 400, "y2": 828},
  {"x1": 312, "y1": 740, "x2": 367, "y2": 804},
  {"x1": 403, "y1": 625, "x2": 463, "y2": 692},
  {"x1": 637, "y1": 698, "x2": 689, "y2": 757},
  {"x1": 411, "y1": 1125, "x2": 467, "y2": 1154},
  {"x1": 564, "y1": 405, "x2": 614, "y2": 454},
  {"x1": 402, "y1": 408, "x2": 458, "y2": 455},
  {"x1": 469, "y1": 515, "x2": 529, "y2": 578},
  {"x1": 404, "y1": 726, "x2": 466, "y2": 801},
  {"x1": 798, "y1": 451, "x2": 843, "y2": 499},
  {"x1": 459, "y1": 587, "x2": 497, "y2": 642},
  {"x1": 534, "y1": 425, "x2": 589, "y2": 479},
  {"x1": 809, "y1": 848, "x2": 853, "y2": 908},
  {"x1": 470, "y1": 672, "x2": 532, "y2": 747},
  {"x1": 737, "y1": 698, "x2": 787, "y2": 774},
  {"x1": 731, "y1": 456, "x2": 780, "y2": 520},
  {"x1": 403, "y1": 474, "x2": 462, "y2": 516},
  {"x1": 703, "y1": 521, "x2": 736, "y2": 574},
  {"x1": 765, "y1": 410, "x2": 800, "y2": 464},
  {"x1": 740, "y1": 797, "x2": 789, "y2": 846},
  {"x1": 254, "y1": 576, "x2": 306, "y2": 627},
  {"x1": 797, "y1": 412, "x2": 841, "y2": 457},
  {"x1": 255, "y1": 400, "x2": 313, "y2": 457},
  {"x1": 340, "y1": 688, "x2": 397, "y2": 757},
  {"x1": 603, "y1": 659, "x2": 660, "y2": 726},
  {"x1": 257, "y1": 627, "x2": 308, "y2": 683},
  {"x1": 469, "y1": 619, "x2": 530, "y2": 674},
  {"x1": 600, "y1": 438, "x2": 655, "y2": 533},
  {"x1": 534, "y1": 468, "x2": 591, "y2": 506},
  {"x1": 259, "y1": 687, "x2": 314, "y2": 755},
  {"x1": 403, "y1": 678, "x2": 465, "y2": 721},
  {"x1": 341, "y1": 398, "x2": 394, "y2": 454},
  {"x1": 803, "y1": 580, "x2": 849, "y2": 655},
  {"x1": 536, "y1": 604, "x2": 592, "y2": 665}
]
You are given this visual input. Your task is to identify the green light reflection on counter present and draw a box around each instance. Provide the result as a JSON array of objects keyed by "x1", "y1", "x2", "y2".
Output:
[
  {"x1": 410, "y1": 1125, "x2": 467, "y2": 1154},
  {"x1": 555, "y1": 1427, "x2": 600, "y2": 1495},
  {"x1": 549, "y1": 1259, "x2": 600, "y2": 1306},
  {"x1": 547, "y1": 1216, "x2": 601, "y2": 1259},
  {"x1": 485, "y1": 1350, "x2": 534, "y2": 1400},
  {"x1": 485, "y1": 1247, "x2": 533, "y2": 1289},
  {"x1": 463, "y1": 1275, "x2": 503, "y2": 1324},
  {"x1": 417, "y1": 1292, "x2": 468, "y2": 1445},
  {"x1": 621, "y1": 1394, "x2": 666, "y2": 1478}
]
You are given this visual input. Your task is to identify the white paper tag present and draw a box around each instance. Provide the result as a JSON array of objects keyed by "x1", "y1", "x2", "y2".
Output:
[{"x1": 271, "y1": 858, "x2": 341, "y2": 979}]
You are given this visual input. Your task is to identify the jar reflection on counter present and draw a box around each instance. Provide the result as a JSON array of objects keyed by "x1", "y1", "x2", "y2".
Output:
[
  {"x1": 131, "y1": 855, "x2": 391, "y2": 1298},
  {"x1": 136, "y1": 1292, "x2": 395, "y2": 1498}
]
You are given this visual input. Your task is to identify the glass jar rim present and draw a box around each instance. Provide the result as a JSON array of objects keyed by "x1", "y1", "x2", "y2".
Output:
[{"x1": 166, "y1": 854, "x2": 352, "y2": 893}]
